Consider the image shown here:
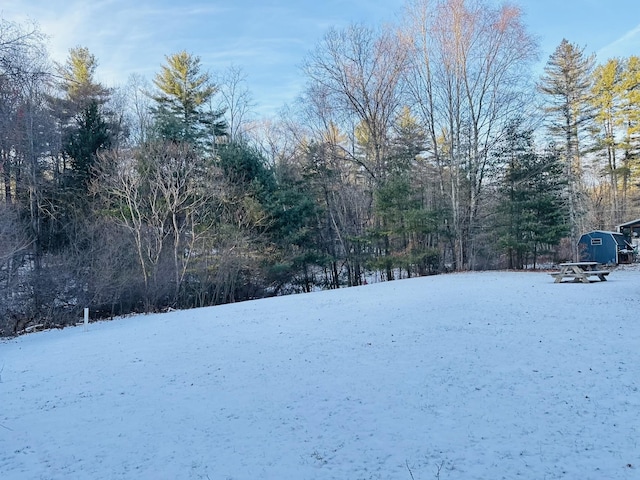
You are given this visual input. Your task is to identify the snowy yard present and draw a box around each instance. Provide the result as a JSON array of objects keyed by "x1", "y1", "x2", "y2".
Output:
[{"x1": 1, "y1": 270, "x2": 639, "y2": 479}]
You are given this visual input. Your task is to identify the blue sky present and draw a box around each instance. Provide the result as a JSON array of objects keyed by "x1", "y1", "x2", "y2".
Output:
[{"x1": 2, "y1": 0, "x2": 639, "y2": 116}]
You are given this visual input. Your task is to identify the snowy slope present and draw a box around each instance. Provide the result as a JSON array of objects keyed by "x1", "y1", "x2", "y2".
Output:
[{"x1": 1, "y1": 271, "x2": 639, "y2": 479}]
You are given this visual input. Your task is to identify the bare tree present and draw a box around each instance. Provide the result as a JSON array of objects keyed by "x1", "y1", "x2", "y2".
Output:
[
  {"x1": 402, "y1": 0, "x2": 538, "y2": 269},
  {"x1": 0, "y1": 17, "x2": 46, "y2": 80},
  {"x1": 0, "y1": 17, "x2": 48, "y2": 204},
  {"x1": 96, "y1": 141, "x2": 220, "y2": 309},
  {"x1": 0, "y1": 205, "x2": 25, "y2": 335},
  {"x1": 0, "y1": 202, "x2": 34, "y2": 335},
  {"x1": 0, "y1": 73, "x2": 22, "y2": 204},
  {"x1": 122, "y1": 73, "x2": 154, "y2": 146},
  {"x1": 303, "y1": 23, "x2": 408, "y2": 183},
  {"x1": 96, "y1": 150, "x2": 163, "y2": 308},
  {"x1": 215, "y1": 64, "x2": 255, "y2": 142},
  {"x1": 293, "y1": 91, "x2": 373, "y2": 285}
]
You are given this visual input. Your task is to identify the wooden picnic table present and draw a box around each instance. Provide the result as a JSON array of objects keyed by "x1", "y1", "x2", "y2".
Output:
[{"x1": 550, "y1": 262, "x2": 610, "y2": 283}]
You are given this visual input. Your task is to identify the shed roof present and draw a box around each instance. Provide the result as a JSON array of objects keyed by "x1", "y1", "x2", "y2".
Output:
[
  {"x1": 582, "y1": 230, "x2": 623, "y2": 236},
  {"x1": 617, "y1": 218, "x2": 640, "y2": 229}
]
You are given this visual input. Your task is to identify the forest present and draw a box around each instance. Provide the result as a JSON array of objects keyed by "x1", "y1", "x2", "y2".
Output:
[{"x1": 1, "y1": 0, "x2": 639, "y2": 335}]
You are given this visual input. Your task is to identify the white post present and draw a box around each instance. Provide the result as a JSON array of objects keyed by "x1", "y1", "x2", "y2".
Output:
[{"x1": 83, "y1": 308, "x2": 89, "y2": 332}]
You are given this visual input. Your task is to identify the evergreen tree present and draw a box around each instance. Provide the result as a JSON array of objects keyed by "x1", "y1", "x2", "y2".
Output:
[
  {"x1": 538, "y1": 39, "x2": 595, "y2": 257},
  {"x1": 151, "y1": 51, "x2": 227, "y2": 149},
  {"x1": 217, "y1": 141, "x2": 275, "y2": 195},
  {"x1": 33, "y1": 46, "x2": 115, "y2": 256},
  {"x1": 216, "y1": 141, "x2": 325, "y2": 293},
  {"x1": 494, "y1": 122, "x2": 569, "y2": 268},
  {"x1": 49, "y1": 47, "x2": 113, "y2": 190},
  {"x1": 388, "y1": 106, "x2": 424, "y2": 175},
  {"x1": 64, "y1": 101, "x2": 110, "y2": 188},
  {"x1": 586, "y1": 56, "x2": 640, "y2": 226},
  {"x1": 266, "y1": 163, "x2": 323, "y2": 293},
  {"x1": 590, "y1": 58, "x2": 624, "y2": 223},
  {"x1": 620, "y1": 56, "x2": 640, "y2": 202},
  {"x1": 57, "y1": 47, "x2": 110, "y2": 110},
  {"x1": 368, "y1": 108, "x2": 440, "y2": 278}
]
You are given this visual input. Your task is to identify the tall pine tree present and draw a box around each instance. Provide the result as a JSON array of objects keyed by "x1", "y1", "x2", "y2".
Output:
[
  {"x1": 151, "y1": 51, "x2": 227, "y2": 150},
  {"x1": 50, "y1": 47, "x2": 112, "y2": 191},
  {"x1": 538, "y1": 39, "x2": 595, "y2": 257}
]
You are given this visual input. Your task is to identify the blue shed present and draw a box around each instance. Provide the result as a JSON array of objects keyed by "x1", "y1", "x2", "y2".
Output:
[{"x1": 578, "y1": 230, "x2": 634, "y2": 265}]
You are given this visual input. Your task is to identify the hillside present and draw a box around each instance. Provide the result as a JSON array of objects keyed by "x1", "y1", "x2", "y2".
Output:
[{"x1": 1, "y1": 270, "x2": 639, "y2": 479}]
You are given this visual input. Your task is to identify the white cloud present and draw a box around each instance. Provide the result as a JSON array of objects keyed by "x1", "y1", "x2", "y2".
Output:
[{"x1": 597, "y1": 23, "x2": 640, "y2": 60}]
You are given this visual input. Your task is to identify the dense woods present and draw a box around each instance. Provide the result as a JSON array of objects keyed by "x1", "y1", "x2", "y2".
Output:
[{"x1": 1, "y1": 0, "x2": 639, "y2": 335}]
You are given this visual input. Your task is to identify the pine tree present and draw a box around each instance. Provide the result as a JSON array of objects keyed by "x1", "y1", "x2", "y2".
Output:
[
  {"x1": 49, "y1": 47, "x2": 113, "y2": 189},
  {"x1": 151, "y1": 51, "x2": 226, "y2": 149},
  {"x1": 620, "y1": 56, "x2": 640, "y2": 203},
  {"x1": 590, "y1": 58, "x2": 623, "y2": 223},
  {"x1": 538, "y1": 39, "x2": 595, "y2": 258},
  {"x1": 64, "y1": 101, "x2": 110, "y2": 187},
  {"x1": 494, "y1": 122, "x2": 569, "y2": 268},
  {"x1": 368, "y1": 108, "x2": 440, "y2": 278},
  {"x1": 57, "y1": 47, "x2": 110, "y2": 110}
]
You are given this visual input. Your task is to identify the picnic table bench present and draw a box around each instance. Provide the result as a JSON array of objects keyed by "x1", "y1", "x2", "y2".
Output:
[{"x1": 549, "y1": 262, "x2": 610, "y2": 283}]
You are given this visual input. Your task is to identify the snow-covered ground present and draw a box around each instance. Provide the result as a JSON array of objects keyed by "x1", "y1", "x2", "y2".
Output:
[{"x1": 1, "y1": 270, "x2": 639, "y2": 480}]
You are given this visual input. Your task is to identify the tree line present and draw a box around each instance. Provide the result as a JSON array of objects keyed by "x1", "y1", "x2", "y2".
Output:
[{"x1": 1, "y1": 0, "x2": 639, "y2": 335}]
